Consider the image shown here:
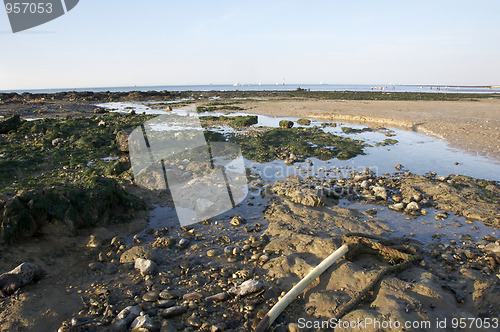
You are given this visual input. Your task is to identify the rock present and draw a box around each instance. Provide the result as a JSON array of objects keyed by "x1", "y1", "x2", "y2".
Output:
[
  {"x1": 279, "y1": 120, "x2": 294, "y2": 129},
  {"x1": 0, "y1": 273, "x2": 22, "y2": 297},
  {"x1": 228, "y1": 279, "x2": 264, "y2": 296},
  {"x1": 205, "y1": 292, "x2": 229, "y2": 302},
  {"x1": 157, "y1": 299, "x2": 176, "y2": 308},
  {"x1": 52, "y1": 138, "x2": 64, "y2": 146},
  {"x1": 288, "y1": 323, "x2": 300, "y2": 332},
  {"x1": 178, "y1": 238, "x2": 190, "y2": 249},
  {"x1": 160, "y1": 320, "x2": 177, "y2": 332},
  {"x1": 112, "y1": 305, "x2": 142, "y2": 331},
  {"x1": 159, "y1": 289, "x2": 181, "y2": 299},
  {"x1": 142, "y1": 291, "x2": 160, "y2": 302},
  {"x1": 435, "y1": 212, "x2": 448, "y2": 220},
  {"x1": 360, "y1": 180, "x2": 369, "y2": 189},
  {"x1": 0, "y1": 115, "x2": 24, "y2": 134},
  {"x1": 183, "y1": 292, "x2": 203, "y2": 301},
  {"x1": 297, "y1": 118, "x2": 311, "y2": 125},
  {"x1": 405, "y1": 201, "x2": 420, "y2": 211},
  {"x1": 372, "y1": 186, "x2": 387, "y2": 200},
  {"x1": 7, "y1": 262, "x2": 41, "y2": 286},
  {"x1": 388, "y1": 203, "x2": 405, "y2": 211},
  {"x1": 394, "y1": 164, "x2": 403, "y2": 171},
  {"x1": 116, "y1": 129, "x2": 132, "y2": 152},
  {"x1": 135, "y1": 258, "x2": 158, "y2": 276},
  {"x1": 187, "y1": 313, "x2": 202, "y2": 327},
  {"x1": 161, "y1": 306, "x2": 187, "y2": 318},
  {"x1": 230, "y1": 215, "x2": 246, "y2": 226},
  {"x1": 130, "y1": 314, "x2": 158, "y2": 331},
  {"x1": 210, "y1": 325, "x2": 224, "y2": 332},
  {"x1": 120, "y1": 246, "x2": 156, "y2": 263},
  {"x1": 259, "y1": 254, "x2": 269, "y2": 263},
  {"x1": 152, "y1": 237, "x2": 175, "y2": 249},
  {"x1": 207, "y1": 249, "x2": 218, "y2": 258},
  {"x1": 88, "y1": 262, "x2": 103, "y2": 271},
  {"x1": 483, "y1": 235, "x2": 497, "y2": 242}
]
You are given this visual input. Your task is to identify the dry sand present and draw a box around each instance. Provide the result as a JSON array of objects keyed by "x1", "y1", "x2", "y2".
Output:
[{"x1": 237, "y1": 98, "x2": 500, "y2": 160}]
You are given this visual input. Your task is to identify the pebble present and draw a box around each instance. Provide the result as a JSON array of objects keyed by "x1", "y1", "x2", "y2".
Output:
[
  {"x1": 483, "y1": 235, "x2": 497, "y2": 242},
  {"x1": 135, "y1": 258, "x2": 158, "y2": 276},
  {"x1": 207, "y1": 249, "x2": 218, "y2": 258},
  {"x1": 405, "y1": 201, "x2": 420, "y2": 211},
  {"x1": 159, "y1": 289, "x2": 181, "y2": 300},
  {"x1": 230, "y1": 215, "x2": 247, "y2": 226},
  {"x1": 130, "y1": 313, "x2": 157, "y2": 331},
  {"x1": 160, "y1": 320, "x2": 177, "y2": 332},
  {"x1": 205, "y1": 292, "x2": 229, "y2": 302},
  {"x1": 228, "y1": 279, "x2": 264, "y2": 296},
  {"x1": 183, "y1": 292, "x2": 203, "y2": 301},
  {"x1": 259, "y1": 255, "x2": 269, "y2": 263},
  {"x1": 142, "y1": 291, "x2": 159, "y2": 302},
  {"x1": 178, "y1": 238, "x2": 190, "y2": 249},
  {"x1": 157, "y1": 299, "x2": 176, "y2": 308},
  {"x1": 161, "y1": 306, "x2": 187, "y2": 318},
  {"x1": 187, "y1": 313, "x2": 202, "y2": 327}
]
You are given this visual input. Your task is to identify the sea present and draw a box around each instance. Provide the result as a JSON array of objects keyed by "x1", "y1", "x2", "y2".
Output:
[{"x1": 2, "y1": 84, "x2": 500, "y2": 94}]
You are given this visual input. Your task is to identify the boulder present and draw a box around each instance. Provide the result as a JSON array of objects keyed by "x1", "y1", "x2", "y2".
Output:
[
  {"x1": 0, "y1": 115, "x2": 24, "y2": 134},
  {"x1": 120, "y1": 246, "x2": 156, "y2": 263},
  {"x1": 279, "y1": 120, "x2": 294, "y2": 129}
]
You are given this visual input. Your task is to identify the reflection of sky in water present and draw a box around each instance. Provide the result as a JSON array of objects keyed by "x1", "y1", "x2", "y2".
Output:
[
  {"x1": 339, "y1": 199, "x2": 498, "y2": 247},
  {"x1": 103, "y1": 101, "x2": 499, "y2": 244},
  {"x1": 97, "y1": 101, "x2": 499, "y2": 182}
]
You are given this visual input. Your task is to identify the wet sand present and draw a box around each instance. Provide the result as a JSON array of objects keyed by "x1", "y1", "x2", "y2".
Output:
[{"x1": 237, "y1": 99, "x2": 500, "y2": 160}]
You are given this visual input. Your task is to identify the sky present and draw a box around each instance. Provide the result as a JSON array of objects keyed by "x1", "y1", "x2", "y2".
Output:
[{"x1": 1, "y1": 0, "x2": 499, "y2": 90}]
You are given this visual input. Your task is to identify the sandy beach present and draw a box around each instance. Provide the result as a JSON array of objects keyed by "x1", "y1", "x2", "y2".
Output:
[{"x1": 236, "y1": 98, "x2": 500, "y2": 160}]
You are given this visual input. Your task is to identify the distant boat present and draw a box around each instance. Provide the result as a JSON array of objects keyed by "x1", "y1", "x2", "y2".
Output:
[{"x1": 233, "y1": 82, "x2": 240, "y2": 86}]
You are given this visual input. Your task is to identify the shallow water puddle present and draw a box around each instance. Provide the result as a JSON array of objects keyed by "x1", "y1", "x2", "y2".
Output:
[
  {"x1": 98, "y1": 101, "x2": 499, "y2": 244},
  {"x1": 339, "y1": 199, "x2": 498, "y2": 247}
]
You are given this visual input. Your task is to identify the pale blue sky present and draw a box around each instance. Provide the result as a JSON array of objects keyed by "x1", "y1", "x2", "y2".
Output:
[{"x1": 1, "y1": 0, "x2": 499, "y2": 90}]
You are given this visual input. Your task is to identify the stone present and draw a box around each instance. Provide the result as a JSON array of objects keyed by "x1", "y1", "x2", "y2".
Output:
[
  {"x1": 161, "y1": 306, "x2": 187, "y2": 318},
  {"x1": 207, "y1": 249, "x2": 218, "y2": 258},
  {"x1": 372, "y1": 186, "x2": 387, "y2": 200},
  {"x1": 112, "y1": 305, "x2": 142, "y2": 331},
  {"x1": 130, "y1": 314, "x2": 157, "y2": 331},
  {"x1": 120, "y1": 246, "x2": 156, "y2": 263},
  {"x1": 394, "y1": 164, "x2": 403, "y2": 171},
  {"x1": 142, "y1": 291, "x2": 160, "y2": 302},
  {"x1": 160, "y1": 320, "x2": 177, "y2": 332},
  {"x1": 0, "y1": 115, "x2": 24, "y2": 134},
  {"x1": 135, "y1": 258, "x2": 158, "y2": 276},
  {"x1": 116, "y1": 129, "x2": 132, "y2": 152},
  {"x1": 183, "y1": 292, "x2": 203, "y2": 301},
  {"x1": 405, "y1": 201, "x2": 420, "y2": 211},
  {"x1": 388, "y1": 203, "x2": 405, "y2": 211},
  {"x1": 230, "y1": 215, "x2": 246, "y2": 226},
  {"x1": 159, "y1": 289, "x2": 181, "y2": 300},
  {"x1": 279, "y1": 120, "x2": 294, "y2": 129},
  {"x1": 0, "y1": 273, "x2": 22, "y2": 297},
  {"x1": 228, "y1": 279, "x2": 264, "y2": 296},
  {"x1": 187, "y1": 313, "x2": 202, "y2": 327},
  {"x1": 157, "y1": 299, "x2": 176, "y2": 308},
  {"x1": 7, "y1": 262, "x2": 41, "y2": 286},
  {"x1": 178, "y1": 238, "x2": 190, "y2": 249},
  {"x1": 205, "y1": 292, "x2": 229, "y2": 302}
]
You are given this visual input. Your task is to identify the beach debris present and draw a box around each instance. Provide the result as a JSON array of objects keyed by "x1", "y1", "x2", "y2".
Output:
[{"x1": 255, "y1": 245, "x2": 348, "y2": 331}]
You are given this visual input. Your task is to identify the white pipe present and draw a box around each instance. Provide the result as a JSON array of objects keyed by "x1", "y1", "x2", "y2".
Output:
[{"x1": 255, "y1": 244, "x2": 349, "y2": 331}]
